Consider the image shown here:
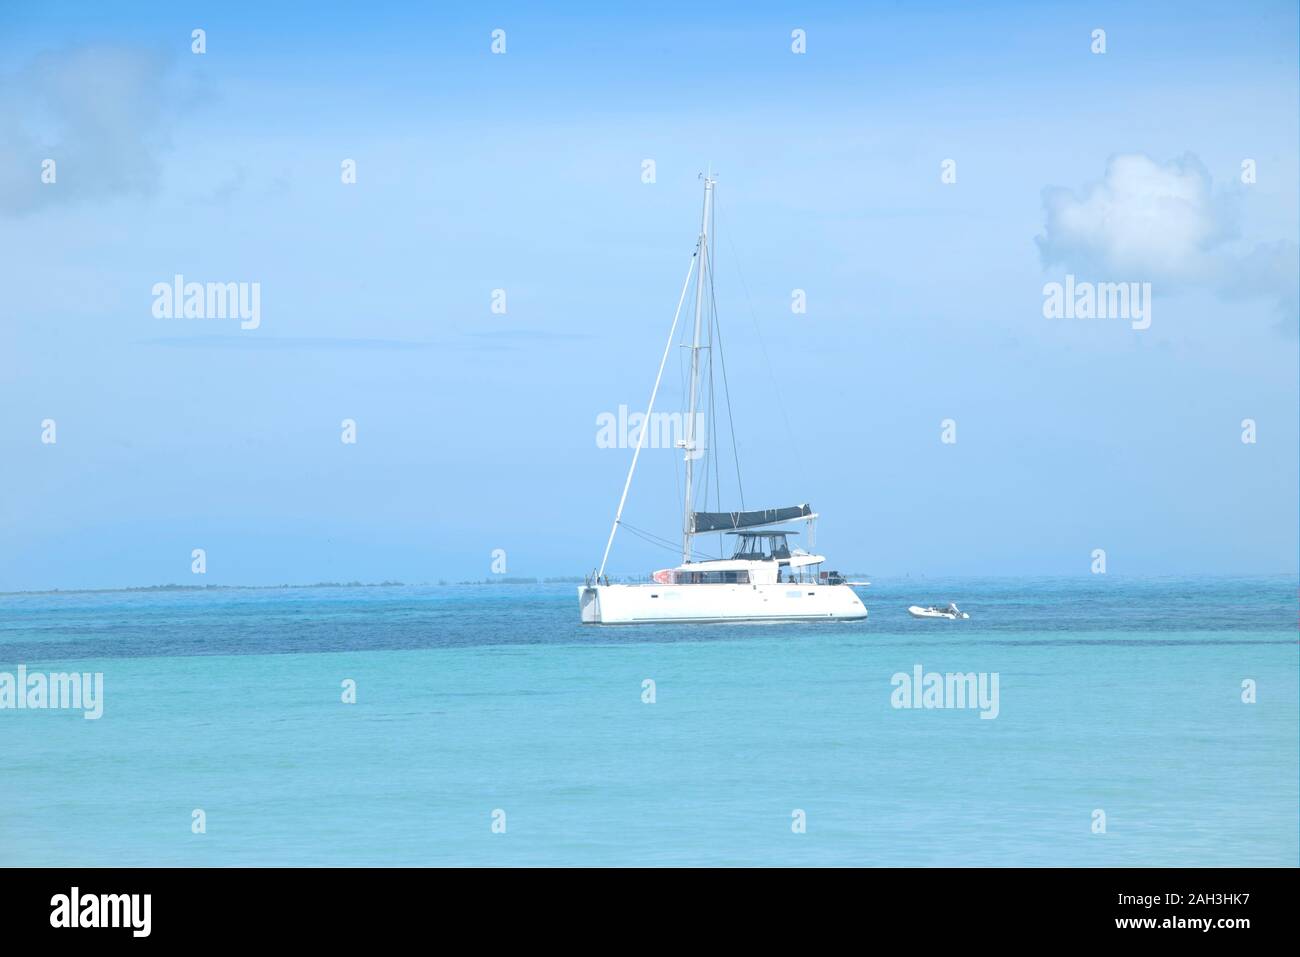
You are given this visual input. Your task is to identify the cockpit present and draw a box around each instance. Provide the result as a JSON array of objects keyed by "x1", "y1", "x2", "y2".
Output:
[{"x1": 728, "y1": 531, "x2": 795, "y2": 561}]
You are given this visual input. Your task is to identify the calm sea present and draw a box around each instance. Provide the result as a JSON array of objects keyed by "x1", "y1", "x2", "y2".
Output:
[{"x1": 1, "y1": 576, "x2": 1296, "y2": 866}]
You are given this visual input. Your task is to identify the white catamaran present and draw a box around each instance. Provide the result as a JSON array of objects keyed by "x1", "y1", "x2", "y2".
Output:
[{"x1": 579, "y1": 176, "x2": 867, "y2": 624}]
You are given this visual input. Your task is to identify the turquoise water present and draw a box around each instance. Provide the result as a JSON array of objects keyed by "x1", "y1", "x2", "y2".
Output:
[{"x1": 1, "y1": 577, "x2": 1296, "y2": 866}]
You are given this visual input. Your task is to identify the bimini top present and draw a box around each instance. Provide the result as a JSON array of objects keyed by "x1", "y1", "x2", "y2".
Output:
[
  {"x1": 723, "y1": 531, "x2": 798, "y2": 537},
  {"x1": 691, "y1": 505, "x2": 814, "y2": 533}
]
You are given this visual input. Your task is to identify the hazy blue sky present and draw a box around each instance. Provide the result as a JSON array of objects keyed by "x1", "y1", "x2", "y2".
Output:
[{"x1": 1, "y1": 1, "x2": 1297, "y2": 589}]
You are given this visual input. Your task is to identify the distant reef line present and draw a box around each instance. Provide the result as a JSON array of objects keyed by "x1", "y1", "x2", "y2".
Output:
[
  {"x1": 0, "y1": 578, "x2": 596, "y2": 596},
  {"x1": 4, "y1": 573, "x2": 1292, "y2": 597}
]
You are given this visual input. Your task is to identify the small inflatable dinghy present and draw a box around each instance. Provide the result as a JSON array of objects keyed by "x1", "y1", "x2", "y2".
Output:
[{"x1": 907, "y1": 602, "x2": 969, "y2": 620}]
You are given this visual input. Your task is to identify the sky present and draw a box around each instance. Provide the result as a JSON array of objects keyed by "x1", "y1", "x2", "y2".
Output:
[{"x1": 0, "y1": 0, "x2": 1297, "y2": 589}]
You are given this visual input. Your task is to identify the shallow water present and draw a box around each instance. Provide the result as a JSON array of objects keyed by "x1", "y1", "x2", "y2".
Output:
[{"x1": 1, "y1": 576, "x2": 1295, "y2": 866}]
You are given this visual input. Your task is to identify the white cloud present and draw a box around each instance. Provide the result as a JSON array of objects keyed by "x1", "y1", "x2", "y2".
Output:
[
  {"x1": 1037, "y1": 152, "x2": 1296, "y2": 327},
  {"x1": 1037, "y1": 153, "x2": 1236, "y2": 277},
  {"x1": 0, "y1": 46, "x2": 179, "y2": 216}
]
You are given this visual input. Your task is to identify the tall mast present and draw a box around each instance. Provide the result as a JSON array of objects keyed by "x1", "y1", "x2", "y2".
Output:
[{"x1": 682, "y1": 174, "x2": 714, "y2": 564}]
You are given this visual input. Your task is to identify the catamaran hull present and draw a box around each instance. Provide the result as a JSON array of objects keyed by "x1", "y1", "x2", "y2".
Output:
[{"x1": 579, "y1": 583, "x2": 867, "y2": 624}]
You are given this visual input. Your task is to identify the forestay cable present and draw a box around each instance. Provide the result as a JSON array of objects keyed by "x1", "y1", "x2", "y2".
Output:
[{"x1": 597, "y1": 246, "x2": 700, "y2": 579}]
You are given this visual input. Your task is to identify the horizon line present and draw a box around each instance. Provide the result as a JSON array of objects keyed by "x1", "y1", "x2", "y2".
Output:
[{"x1": 3, "y1": 571, "x2": 1298, "y2": 598}]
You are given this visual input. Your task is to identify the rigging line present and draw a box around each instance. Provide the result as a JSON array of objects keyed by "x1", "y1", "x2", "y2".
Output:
[
  {"x1": 597, "y1": 245, "x2": 699, "y2": 579},
  {"x1": 706, "y1": 218, "x2": 715, "y2": 501},
  {"x1": 705, "y1": 284, "x2": 720, "y2": 556},
  {"x1": 673, "y1": 280, "x2": 689, "y2": 522},
  {"x1": 708, "y1": 255, "x2": 729, "y2": 557},
  {"x1": 620, "y1": 522, "x2": 683, "y2": 554},
  {"x1": 707, "y1": 200, "x2": 745, "y2": 512},
  {"x1": 713, "y1": 302, "x2": 745, "y2": 511},
  {"x1": 705, "y1": 290, "x2": 720, "y2": 557},
  {"x1": 718, "y1": 203, "x2": 807, "y2": 479},
  {"x1": 676, "y1": 403, "x2": 686, "y2": 522},
  {"x1": 703, "y1": 246, "x2": 715, "y2": 512},
  {"x1": 710, "y1": 375, "x2": 724, "y2": 558},
  {"x1": 704, "y1": 200, "x2": 728, "y2": 557},
  {"x1": 622, "y1": 522, "x2": 717, "y2": 562}
]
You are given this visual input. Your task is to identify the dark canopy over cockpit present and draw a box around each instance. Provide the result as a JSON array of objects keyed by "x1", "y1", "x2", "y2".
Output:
[{"x1": 690, "y1": 504, "x2": 812, "y2": 534}]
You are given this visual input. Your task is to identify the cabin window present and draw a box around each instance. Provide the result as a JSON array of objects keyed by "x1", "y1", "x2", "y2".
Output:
[{"x1": 682, "y1": 570, "x2": 750, "y2": 584}]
